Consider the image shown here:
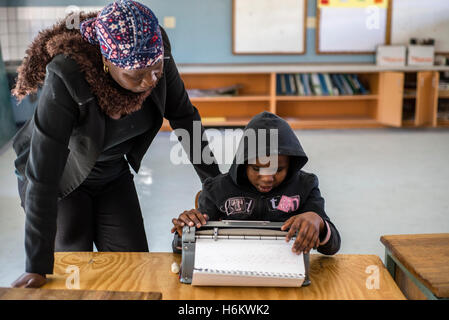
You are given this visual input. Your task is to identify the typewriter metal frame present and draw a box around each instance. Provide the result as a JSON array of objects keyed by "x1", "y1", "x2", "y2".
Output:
[{"x1": 179, "y1": 220, "x2": 311, "y2": 286}]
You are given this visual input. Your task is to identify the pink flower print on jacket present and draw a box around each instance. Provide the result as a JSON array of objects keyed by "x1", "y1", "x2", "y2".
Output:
[{"x1": 276, "y1": 195, "x2": 300, "y2": 213}]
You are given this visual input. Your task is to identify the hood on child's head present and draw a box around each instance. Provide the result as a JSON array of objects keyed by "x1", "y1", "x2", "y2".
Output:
[{"x1": 229, "y1": 111, "x2": 308, "y2": 186}]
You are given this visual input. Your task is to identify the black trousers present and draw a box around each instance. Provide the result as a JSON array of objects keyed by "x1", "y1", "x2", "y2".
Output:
[{"x1": 18, "y1": 170, "x2": 149, "y2": 253}]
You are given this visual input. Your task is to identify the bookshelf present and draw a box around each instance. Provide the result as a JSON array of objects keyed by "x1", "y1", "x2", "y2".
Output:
[
  {"x1": 160, "y1": 65, "x2": 449, "y2": 131},
  {"x1": 402, "y1": 72, "x2": 418, "y2": 126},
  {"x1": 437, "y1": 72, "x2": 449, "y2": 127}
]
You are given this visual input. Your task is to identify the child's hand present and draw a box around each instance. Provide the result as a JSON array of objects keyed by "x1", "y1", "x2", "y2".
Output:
[
  {"x1": 281, "y1": 211, "x2": 324, "y2": 255},
  {"x1": 171, "y1": 209, "x2": 209, "y2": 236}
]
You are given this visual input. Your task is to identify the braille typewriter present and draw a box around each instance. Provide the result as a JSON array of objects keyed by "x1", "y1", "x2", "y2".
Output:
[{"x1": 173, "y1": 220, "x2": 310, "y2": 287}]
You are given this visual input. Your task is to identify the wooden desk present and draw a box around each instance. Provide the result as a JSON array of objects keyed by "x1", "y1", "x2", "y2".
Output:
[
  {"x1": 41, "y1": 252, "x2": 404, "y2": 300},
  {"x1": 381, "y1": 233, "x2": 449, "y2": 300},
  {"x1": 0, "y1": 287, "x2": 161, "y2": 300}
]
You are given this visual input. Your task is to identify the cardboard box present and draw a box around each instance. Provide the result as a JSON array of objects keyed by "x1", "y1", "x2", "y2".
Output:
[
  {"x1": 408, "y1": 45, "x2": 435, "y2": 66},
  {"x1": 376, "y1": 45, "x2": 406, "y2": 67}
]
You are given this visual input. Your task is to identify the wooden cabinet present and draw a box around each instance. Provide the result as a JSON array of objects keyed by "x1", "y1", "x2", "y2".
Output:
[
  {"x1": 377, "y1": 72, "x2": 404, "y2": 127},
  {"x1": 415, "y1": 71, "x2": 439, "y2": 127},
  {"x1": 274, "y1": 73, "x2": 380, "y2": 129},
  {"x1": 160, "y1": 66, "x2": 449, "y2": 131},
  {"x1": 401, "y1": 71, "x2": 440, "y2": 128}
]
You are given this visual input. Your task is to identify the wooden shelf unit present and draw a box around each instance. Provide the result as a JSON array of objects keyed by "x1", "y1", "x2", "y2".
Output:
[
  {"x1": 399, "y1": 71, "x2": 441, "y2": 127},
  {"x1": 160, "y1": 66, "x2": 449, "y2": 131},
  {"x1": 438, "y1": 120, "x2": 449, "y2": 127},
  {"x1": 276, "y1": 94, "x2": 378, "y2": 101}
]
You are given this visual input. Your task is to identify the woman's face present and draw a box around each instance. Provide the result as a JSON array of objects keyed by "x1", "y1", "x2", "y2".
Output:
[{"x1": 103, "y1": 57, "x2": 164, "y2": 94}]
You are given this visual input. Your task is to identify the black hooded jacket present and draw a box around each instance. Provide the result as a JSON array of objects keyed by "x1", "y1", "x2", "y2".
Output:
[{"x1": 197, "y1": 112, "x2": 340, "y2": 255}]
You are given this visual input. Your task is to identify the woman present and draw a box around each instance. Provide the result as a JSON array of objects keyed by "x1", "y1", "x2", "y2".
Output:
[{"x1": 11, "y1": 0, "x2": 220, "y2": 288}]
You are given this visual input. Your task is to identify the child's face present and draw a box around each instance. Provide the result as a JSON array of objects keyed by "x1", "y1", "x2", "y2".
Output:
[{"x1": 246, "y1": 155, "x2": 290, "y2": 193}]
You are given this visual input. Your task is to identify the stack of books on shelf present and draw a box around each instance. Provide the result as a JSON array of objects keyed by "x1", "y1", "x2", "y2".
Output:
[
  {"x1": 187, "y1": 84, "x2": 243, "y2": 98},
  {"x1": 438, "y1": 76, "x2": 449, "y2": 121},
  {"x1": 276, "y1": 73, "x2": 369, "y2": 96},
  {"x1": 437, "y1": 105, "x2": 449, "y2": 121},
  {"x1": 404, "y1": 89, "x2": 417, "y2": 97},
  {"x1": 439, "y1": 79, "x2": 449, "y2": 97},
  {"x1": 439, "y1": 81, "x2": 449, "y2": 91},
  {"x1": 404, "y1": 76, "x2": 417, "y2": 99}
]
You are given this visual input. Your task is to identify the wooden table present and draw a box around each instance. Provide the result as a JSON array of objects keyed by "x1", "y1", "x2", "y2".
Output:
[
  {"x1": 0, "y1": 287, "x2": 161, "y2": 300},
  {"x1": 381, "y1": 233, "x2": 449, "y2": 300},
  {"x1": 40, "y1": 252, "x2": 405, "y2": 300}
]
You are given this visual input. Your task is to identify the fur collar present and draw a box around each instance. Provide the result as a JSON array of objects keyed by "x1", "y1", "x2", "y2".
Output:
[{"x1": 12, "y1": 12, "x2": 151, "y2": 117}]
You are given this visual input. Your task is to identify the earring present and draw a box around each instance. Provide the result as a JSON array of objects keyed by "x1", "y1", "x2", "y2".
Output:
[{"x1": 103, "y1": 64, "x2": 109, "y2": 74}]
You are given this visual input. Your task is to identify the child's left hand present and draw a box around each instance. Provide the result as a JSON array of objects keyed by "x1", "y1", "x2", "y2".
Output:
[{"x1": 281, "y1": 212, "x2": 324, "y2": 255}]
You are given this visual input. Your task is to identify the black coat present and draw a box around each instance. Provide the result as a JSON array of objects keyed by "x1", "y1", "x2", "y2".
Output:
[{"x1": 13, "y1": 33, "x2": 220, "y2": 274}]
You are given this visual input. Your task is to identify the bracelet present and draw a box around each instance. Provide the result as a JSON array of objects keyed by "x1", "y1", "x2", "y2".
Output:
[{"x1": 319, "y1": 220, "x2": 331, "y2": 246}]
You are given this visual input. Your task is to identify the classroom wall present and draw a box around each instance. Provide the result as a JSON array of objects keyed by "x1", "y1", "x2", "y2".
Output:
[
  {"x1": 0, "y1": 48, "x2": 16, "y2": 148},
  {"x1": 0, "y1": 0, "x2": 375, "y2": 64}
]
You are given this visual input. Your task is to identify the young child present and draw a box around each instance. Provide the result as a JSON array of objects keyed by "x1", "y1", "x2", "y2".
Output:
[{"x1": 171, "y1": 111, "x2": 340, "y2": 255}]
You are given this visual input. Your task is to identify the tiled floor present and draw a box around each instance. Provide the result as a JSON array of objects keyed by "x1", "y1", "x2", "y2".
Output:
[{"x1": 1, "y1": 128, "x2": 449, "y2": 287}]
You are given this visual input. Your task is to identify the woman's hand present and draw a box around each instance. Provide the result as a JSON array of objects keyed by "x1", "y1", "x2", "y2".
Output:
[
  {"x1": 281, "y1": 211, "x2": 324, "y2": 255},
  {"x1": 11, "y1": 273, "x2": 47, "y2": 288},
  {"x1": 171, "y1": 209, "x2": 209, "y2": 236}
]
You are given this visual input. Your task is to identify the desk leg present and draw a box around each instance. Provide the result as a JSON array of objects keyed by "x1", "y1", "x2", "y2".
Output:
[
  {"x1": 385, "y1": 249, "x2": 440, "y2": 300},
  {"x1": 385, "y1": 250, "x2": 396, "y2": 278}
]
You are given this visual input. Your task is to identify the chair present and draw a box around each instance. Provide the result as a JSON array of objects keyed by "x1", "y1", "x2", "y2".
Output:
[{"x1": 194, "y1": 190, "x2": 201, "y2": 209}]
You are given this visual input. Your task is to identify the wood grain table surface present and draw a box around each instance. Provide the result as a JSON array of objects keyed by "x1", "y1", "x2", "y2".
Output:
[
  {"x1": 34, "y1": 252, "x2": 406, "y2": 300},
  {"x1": 0, "y1": 287, "x2": 161, "y2": 300}
]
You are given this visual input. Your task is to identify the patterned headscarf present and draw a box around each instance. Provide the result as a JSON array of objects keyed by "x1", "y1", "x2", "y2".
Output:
[{"x1": 80, "y1": 0, "x2": 164, "y2": 70}]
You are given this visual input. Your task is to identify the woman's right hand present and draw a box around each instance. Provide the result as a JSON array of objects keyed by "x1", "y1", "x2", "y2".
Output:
[
  {"x1": 171, "y1": 209, "x2": 209, "y2": 236},
  {"x1": 11, "y1": 273, "x2": 47, "y2": 288}
]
